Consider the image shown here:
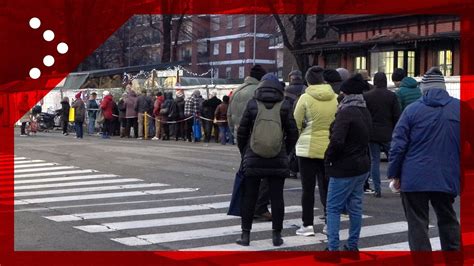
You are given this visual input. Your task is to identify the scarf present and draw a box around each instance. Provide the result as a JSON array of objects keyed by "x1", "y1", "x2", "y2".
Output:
[{"x1": 338, "y1": 94, "x2": 366, "y2": 111}]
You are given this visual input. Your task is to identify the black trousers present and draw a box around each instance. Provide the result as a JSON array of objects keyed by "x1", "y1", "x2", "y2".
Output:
[
  {"x1": 174, "y1": 121, "x2": 184, "y2": 140},
  {"x1": 21, "y1": 122, "x2": 27, "y2": 135},
  {"x1": 299, "y1": 157, "x2": 328, "y2": 226},
  {"x1": 241, "y1": 177, "x2": 285, "y2": 231},
  {"x1": 126, "y1": 118, "x2": 138, "y2": 138},
  {"x1": 401, "y1": 191, "x2": 460, "y2": 251},
  {"x1": 103, "y1": 119, "x2": 113, "y2": 137},
  {"x1": 62, "y1": 120, "x2": 68, "y2": 134},
  {"x1": 254, "y1": 178, "x2": 270, "y2": 215},
  {"x1": 185, "y1": 118, "x2": 193, "y2": 141}
]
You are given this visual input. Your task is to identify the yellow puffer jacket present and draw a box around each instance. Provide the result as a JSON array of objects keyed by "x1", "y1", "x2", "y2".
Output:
[{"x1": 294, "y1": 84, "x2": 338, "y2": 159}]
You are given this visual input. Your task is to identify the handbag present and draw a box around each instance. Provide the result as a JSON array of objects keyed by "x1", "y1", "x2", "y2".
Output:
[
  {"x1": 96, "y1": 110, "x2": 105, "y2": 125},
  {"x1": 193, "y1": 117, "x2": 202, "y2": 141},
  {"x1": 159, "y1": 107, "x2": 169, "y2": 115},
  {"x1": 227, "y1": 165, "x2": 244, "y2": 216},
  {"x1": 68, "y1": 107, "x2": 75, "y2": 122}
]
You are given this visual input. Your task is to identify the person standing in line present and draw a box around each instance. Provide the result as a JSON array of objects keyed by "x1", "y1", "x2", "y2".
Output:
[
  {"x1": 72, "y1": 92, "x2": 86, "y2": 139},
  {"x1": 214, "y1": 95, "x2": 230, "y2": 145},
  {"x1": 87, "y1": 92, "x2": 99, "y2": 136},
  {"x1": 173, "y1": 90, "x2": 186, "y2": 141},
  {"x1": 160, "y1": 92, "x2": 174, "y2": 140},
  {"x1": 125, "y1": 90, "x2": 138, "y2": 138},
  {"x1": 152, "y1": 91, "x2": 165, "y2": 140},
  {"x1": 236, "y1": 76, "x2": 298, "y2": 247},
  {"x1": 228, "y1": 65, "x2": 273, "y2": 221},
  {"x1": 202, "y1": 90, "x2": 222, "y2": 143},
  {"x1": 284, "y1": 70, "x2": 307, "y2": 108},
  {"x1": 184, "y1": 90, "x2": 203, "y2": 143},
  {"x1": 396, "y1": 76, "x2": 422, "y2": 112},
  {"x1": 136, "y1": 89, "x2": 150, "y2": 140},
  {"x1": 323, "y1": 68, "x2": 344, "y2": 95},
  {"x1": 146, "y1": 90, "x2": 155, "y2": 138},
  {"x1": 293, "y1": 66, "x2": 338, "y2": 236},
  {"x1": 325, "y1": 74, "x2": 372, "y2": 251},
  {"x1": 100, "y1": 90, "x2": 114, "y2": 139},
  {"x1": 392, "y1": 68, "x2": 406, "y2": 91},
  {"x1": 388, "y1": 67, "x2": 460, "y2": 252},
  {"x1": 363, "y1": 72, "x2": 401, "y2": 198},
  {"x1": 59, "y1": 96, "x2": 70, "y2": 136},
  {"x1": 117, "y1": 93, "x2": 128, "y2": 138}
]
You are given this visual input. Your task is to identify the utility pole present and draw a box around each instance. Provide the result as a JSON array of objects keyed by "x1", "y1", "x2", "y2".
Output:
[{"x1": 253, "y1": 14, "x2": 257, "y2": 66}]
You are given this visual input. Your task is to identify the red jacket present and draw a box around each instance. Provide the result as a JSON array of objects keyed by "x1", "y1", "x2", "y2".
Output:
[
  {"x1": 153, "y1": 96, "x2": 165, "y2": 116},
  {"x1": 100, "y1": 95, "x2": 114, "y2": 120}
]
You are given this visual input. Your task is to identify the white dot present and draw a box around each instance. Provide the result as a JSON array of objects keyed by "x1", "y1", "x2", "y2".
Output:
[
  {"x1": 43, "y1": 55, "x2": 55, "y2": 67},
  {"x1": 29, "y1": 17, "x2": 41, "y2": 29},
  {"x1": 57, "y1": 42, "x2": 68, "y2": 54},
  {"x1": 43, "y1": 30, "x2": 55, "y2": 42},
  {"x1": 29, "y1": 68, "x2": 41, "y2": 79}
]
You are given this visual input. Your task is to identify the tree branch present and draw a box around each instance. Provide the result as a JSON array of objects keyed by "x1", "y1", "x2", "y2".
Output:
[{"x1": 272, "y1": 14, "x2": 294, "y2": 50}]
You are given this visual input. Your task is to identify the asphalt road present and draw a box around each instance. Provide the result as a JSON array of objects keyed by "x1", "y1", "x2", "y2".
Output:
[{"x1": 7, "y1": 130, "x2": 460, "y2": 253}]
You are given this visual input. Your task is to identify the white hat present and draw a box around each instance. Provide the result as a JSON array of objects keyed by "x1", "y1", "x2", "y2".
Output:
[{"x1": 103, "y1": 90, "x2": 110, "y2": 96}]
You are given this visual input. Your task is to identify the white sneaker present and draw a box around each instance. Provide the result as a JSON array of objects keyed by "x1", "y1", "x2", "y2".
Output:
[
  {"x1": 322, "y1": 224, "x2": 328, "y2": 235},
  {"x1": 137, "y1": 137, "x2": 143, "y2": 140},
  {"x1": 152, "y1": 137, "x2": 159, "y2": 140},
  {"x1": 296, "y1": 225, "x2": 315, "y2": 236}
]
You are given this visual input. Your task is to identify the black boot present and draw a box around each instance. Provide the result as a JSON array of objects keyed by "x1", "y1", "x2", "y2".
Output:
[
  {"x1": 236, "y1": 230, "x2": 250, "y2": 246},
  {"x1": 272, "y1": 230, "x2": 283, "y2": 246}
]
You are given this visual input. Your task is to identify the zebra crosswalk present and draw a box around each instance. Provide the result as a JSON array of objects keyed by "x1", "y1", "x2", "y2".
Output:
[{"x1": 10, "y1": 155, "x2": 442, "y2": 251}]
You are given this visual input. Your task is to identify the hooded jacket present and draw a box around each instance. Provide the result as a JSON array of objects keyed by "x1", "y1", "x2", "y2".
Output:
[
  {"x1": 228, "y1": 76, "x2": 260, "y2": 134},
  {"x1": 237, "y1": 80, "x2": 299, "y2": 178},
  {"x1": 100, "y1": 94, "x2": 114, "y2": 120},
  {"x1": 363, "y1": 81, "x2": 401, "y2": 143},
  {"x1": 293, "y1": 84, "x2": 338, "y2": 159},
  {"x1": 125, "y1": 91, "x2": 138, "y2": 118},
  {"x1": 72, "y1": 98, "x2": 86, "y2": 122},
  {"x1": 284, "y1": 79, "x2": 307, "y2": 107},
  {"x1": 135, "y1": 93, "x2": 151, "y2": 114},
  {"x1": 202, "y1": 96, "x2": 222, "y2": 119},
  {"x1": 175, "y1": 96, "x2": 186, "y2": 120},
  {"x1": 388, "y1": 89, "x2": 460, "y2": 196},
  {"x1": 396, "y1": 77, "x2": 422, "y2": 111}
]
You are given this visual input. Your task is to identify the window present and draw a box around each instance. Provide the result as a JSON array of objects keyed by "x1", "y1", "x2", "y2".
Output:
[
  {"x1": 226, "y1": 66, "x2": 232, "y2": 79},
  {"x1": 354, "y1": 56, "x2": 367, "y2": 71},
  {"x1": 238, "y1": 16, "x2": 245, "y2": 27},
  {"x1": 226, "y1": 42, "x2": 232, "y2": 54},
  {"x1": 406, "y1": 51, "x2": 415, "y2": 77},
  {"x1": 370, "y1": 51, "x2": 395, "y2": 80},
  {"x1": 227, "y1": 15, "x2": 233, "y2": 29},
  {"x1": 213, "y1": 67, "x2": 219, "y2": 79},
  {"x1": 239, "y1": 66, "x2": 245, "y2": 79},
  {"x1": 213, "y1": 43, "x2": 219, "y2": 55},
  {"x1": 239, "y1": 40, "x2": 245, "y2": 53},
  {"x1": 438, "y1": 50, "x2": 453, "y2": 77},
  {"x1": 212, "y1": 17, "x2": 220, "y2": 31},
  {"x1": 325, "y1": 54, "x2": 340, "y2": 70}
]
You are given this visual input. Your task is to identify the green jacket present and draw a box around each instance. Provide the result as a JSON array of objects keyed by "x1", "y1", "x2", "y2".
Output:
[
  {"x1": 396, "y1": 77, "x2": 422, "y2": 111},
  {"x1": 227, "y1": 76, "x2": 260, "y2": 135},
  {"x1": 294, "y1": 84, "x2": 338, "y2": 159}
]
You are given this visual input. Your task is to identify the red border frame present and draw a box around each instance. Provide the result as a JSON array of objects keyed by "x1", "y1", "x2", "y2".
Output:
[{"x1": 1, "y1": 0, "x2": 474, "y2": 265}]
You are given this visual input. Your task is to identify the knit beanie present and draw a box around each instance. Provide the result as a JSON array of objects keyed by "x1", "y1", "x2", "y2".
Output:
[
  {"x1": 250, "y1": 65, "x2": 267, "y2": 81},
  {"x1": 288, "y1": 70, "x2": 303, "y2": 81},
  {"x1": 336, "y1": 68, "x2": 350, "y2": 81},
  {"x1": 392, "y1": 68, "x2": 406, "y2": 82},
  {"x1": 75, "y1": 91, "x2": 82, "y2": 99},
  {"x1": 261, "y1": 73, "x2": 280, "y2": 83},
  {"x1": 340, "y1": 74, "x2": 369, "y2": 95},
  {"x1": 323, "y1": 69, "x2": 343, "y2": 83},
  {"x1": 373, "y1": 72, "x2": 387, "y2": 89},
  {"x1": 420, "y1": 67, "x2": 446, "y2": 92},
  {"x1": 305, "y1": 66, "x2": 325, "y2": 85}
]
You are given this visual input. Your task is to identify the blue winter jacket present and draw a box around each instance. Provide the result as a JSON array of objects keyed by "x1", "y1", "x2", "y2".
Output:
[{"x1": 388, "y1": 89, "x2": 460, "y2": 196}]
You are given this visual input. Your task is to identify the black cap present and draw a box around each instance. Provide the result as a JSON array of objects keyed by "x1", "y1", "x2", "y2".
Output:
[
  {"x1": 392, "y1": 68, "x2": 406, "y2": 82},
  {"x1": 340, "y1": 74, "x2": 369, "y2": 95},
  {"x1": 250, "y1": 65, "x2": 267, "y2": 81},
  {"x1": 323, "y1": 69, "x2": 342, "y2": 83},
  {"x1": 374, "y1": 72, "x2": 387, "y2": 88},
  {"x1": 305, "y1": 66, "x2": 325, "y2": 85}
]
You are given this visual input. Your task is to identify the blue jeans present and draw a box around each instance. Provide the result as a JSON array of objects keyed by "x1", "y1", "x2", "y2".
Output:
[
  {"x1": 218, "y1": 125, "x2": 229, "y2": 145},
  {"x1": 88, "y1": 117, "x2": 95, "y2": 135},
  {"x1": 369, "y1": 142, "x2": 390, "y2": 193},
  {"x1": 75, "y1": 121, "x2": 84, "y2": 139},
  {"x1": 326, "y1": 172, "x2": 368, "y2": 251}
]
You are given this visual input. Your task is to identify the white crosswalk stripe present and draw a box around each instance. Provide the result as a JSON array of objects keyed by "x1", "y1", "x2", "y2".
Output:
[
  {"x1": 361, "y1": 237, "x2": 441, "y2": 251},
  {"x1": 12, "y1": 156, "x2": 438, "y2": 252}
]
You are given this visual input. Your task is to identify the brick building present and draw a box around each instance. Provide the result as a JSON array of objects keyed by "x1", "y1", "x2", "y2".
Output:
[
  {"x1": 174, "y1": 15, "x2": 278, "y2": 81},
  {"x1": 297, "y1": 15, "x2": 460, "y2": 79}
]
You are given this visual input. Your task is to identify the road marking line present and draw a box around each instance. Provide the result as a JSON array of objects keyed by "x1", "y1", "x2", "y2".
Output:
[
  {"x1": 14, "y1": 169, "x2": 99, "y2": 178},
  {"x1": 361, "y1": 237, "x2": 440, "y2": 251},
  {"x1": 14, "y1": 166, "x2": 77, "y2": 174},
  {"x1": 15, "y1": 183, "x2": 170, "y2": 197},
  {"x1": 75, "y1": 206, "x2": 305, "y2": 233},
  {"x1": 111, "y1": 218, "x2": 323, "y2": 246},
  {"x1": 16, "y1": 194, "x2": 232, "y2": 212},
  {"x1": 12, "y1": 174, "x2": 118, "y2": 184},
  {"x1": 181, "y1": 220, "x2": 405, "y2": 252},
  {"x1": 14, "y1": 188, "x2": 199, "y2": 205},
  {"x1": 13, "y1": 178, "x2": 143, "y2": 191},
  {"x1": 44, "y1": 201, "x2": 231, "y2": 222},
  {"x1": 14, "y1": 157, "x2": 29, "y2": 161},
  {"x1": 14, "y1": 163, "x2": 59, "y2": 169}
]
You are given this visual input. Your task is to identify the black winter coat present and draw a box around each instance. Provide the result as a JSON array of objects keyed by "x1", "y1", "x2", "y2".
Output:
[
  {"x1": 118, "y1": 99, "x2": 126, "y2": 119},
  {"x1": 202, "y1": 96, "x2": 222, "y2": 119},
  {"x1": 363, "y1": 87, "x2": 401, "y2": 143},
  {"x1": 175, "y1": 97, "x2": 186, "y2": 120},
  {"x1": 325, "y1": 106, "x2": 372, "y2": 178},
  {"x1": 238, "y1": 81, "x2": 299, "y2": 179}
]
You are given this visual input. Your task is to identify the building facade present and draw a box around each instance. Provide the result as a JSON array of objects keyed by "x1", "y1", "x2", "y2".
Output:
[{"x1": 298, "y1": 15, "x2": 460, "y2": 80}]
